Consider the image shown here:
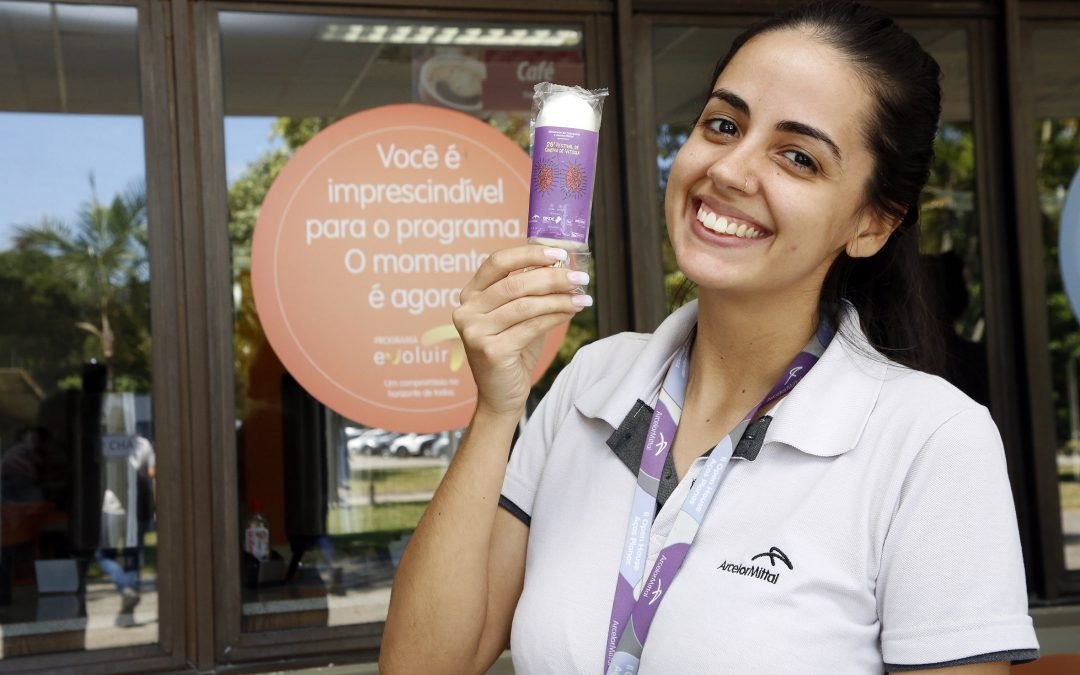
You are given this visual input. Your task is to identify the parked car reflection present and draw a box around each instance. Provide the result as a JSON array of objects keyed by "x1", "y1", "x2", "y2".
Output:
[
  {"x1": 345, "y1": 427, "x2": 397, "y2": 457},
  {"x1": 389, "y1": 433, "x2": 439, "y2": 458}
]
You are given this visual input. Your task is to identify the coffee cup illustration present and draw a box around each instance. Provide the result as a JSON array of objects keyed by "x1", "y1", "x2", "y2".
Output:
[{"x1": 418, "y1": 52, "x2": 486, "y2": 112}]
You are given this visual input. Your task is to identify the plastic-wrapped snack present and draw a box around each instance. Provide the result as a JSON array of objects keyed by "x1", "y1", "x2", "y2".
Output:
[{"x1": 527, "y1": 83, "x2": 608, "y2": 268}]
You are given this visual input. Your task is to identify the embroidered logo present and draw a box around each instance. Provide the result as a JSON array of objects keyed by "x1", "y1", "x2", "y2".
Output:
[
  {"x1": 718, "y1": 547, "x2": 793, "y2": 586},
  {"x1": 751, "y1": 546, "x2": 793, "y2": 570}
]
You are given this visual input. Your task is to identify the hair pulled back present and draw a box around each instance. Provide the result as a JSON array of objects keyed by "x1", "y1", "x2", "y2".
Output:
[{"x1": 709, "y1": 0, "x2": 944, "y2": 373}]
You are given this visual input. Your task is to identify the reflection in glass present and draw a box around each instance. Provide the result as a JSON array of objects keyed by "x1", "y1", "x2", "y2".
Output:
[
  {"x1": 1028, "y1": 26, "x2": 1080, "y2": 570},
  {"x1": 910, "y1": 29, "x2": 986, "y2": 406},
  {"x1": 220, "y1": 12, "x2": 592, "y2": 631},
  {"x1": 0, "y1": 0, "x2": 156, "y2": 657}
]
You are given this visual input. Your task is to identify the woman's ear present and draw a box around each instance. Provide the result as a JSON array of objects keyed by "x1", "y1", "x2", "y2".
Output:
[{"x1": 845, "y1": 207, "x2": 902, "y2": 259}]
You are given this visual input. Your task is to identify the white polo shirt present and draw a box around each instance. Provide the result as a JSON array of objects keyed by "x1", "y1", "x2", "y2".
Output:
[{"x1": 499, "y1": 301, "x2": 1038, "y2": 673}]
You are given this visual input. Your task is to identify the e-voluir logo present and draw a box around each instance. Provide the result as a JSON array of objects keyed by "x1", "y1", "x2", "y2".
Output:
[{"x1": 717, "y1": 547, "x2": 793, "y2": 586}]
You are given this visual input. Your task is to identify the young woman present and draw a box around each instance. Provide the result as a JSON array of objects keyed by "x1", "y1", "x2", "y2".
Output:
[{"x1": 381, "y1": 2, "x2": 1039, "y2": 672}]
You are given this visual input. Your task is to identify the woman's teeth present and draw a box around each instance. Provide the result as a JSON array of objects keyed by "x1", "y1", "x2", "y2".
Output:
[{"x1": 696, "y1": 205, "x2": 764, "y2": 239}]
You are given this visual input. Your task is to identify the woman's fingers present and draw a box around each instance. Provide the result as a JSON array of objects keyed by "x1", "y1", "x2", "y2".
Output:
[
  {"x1": 451, "y1": 244, "x2": 591, "y2": 416},
  {"x1": 470, "y1": 293, "x2": 589, "y2": 338},
  {"x1": 496, "y1": 310, "x2": 579, "y2": 354},
  {"x1": 470, "y1": 266, "x2": 588, "y2": 315},
  {"x1": 460, "y1": 245, "x2": 568, "y2": 302}
]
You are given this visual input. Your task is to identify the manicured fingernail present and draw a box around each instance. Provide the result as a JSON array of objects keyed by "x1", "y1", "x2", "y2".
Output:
[
  {"x1": 572, "y1": 294, "x2": 593, "y2": 307},
  {"x1": 567, "y1": 271, "x2": 590, "y2": 286},
  {"x1": 544, "y1": 248, "x2": 568, "y2": 261}
]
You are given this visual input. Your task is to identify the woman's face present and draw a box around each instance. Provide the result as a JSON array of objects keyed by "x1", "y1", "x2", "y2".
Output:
[{"x1": 665, "y1": 28, "x2": 893, "y2": 301}]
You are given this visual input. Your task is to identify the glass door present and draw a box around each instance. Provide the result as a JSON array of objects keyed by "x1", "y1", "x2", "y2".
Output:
[
  {"x1": 212, "y1": 7, "x2": 598, "y2": 638},
  {"x1": 0, "y1": 1, "x2": 160, "y2": 658}
]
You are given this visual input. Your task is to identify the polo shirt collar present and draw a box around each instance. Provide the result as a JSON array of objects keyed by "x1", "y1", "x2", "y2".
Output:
[
  {"x1": 573, "y1": 300, "x2": 889, "y2": 458},
  {"x1": 574, "y1": 301, "x2": 697, "y2": 430}
]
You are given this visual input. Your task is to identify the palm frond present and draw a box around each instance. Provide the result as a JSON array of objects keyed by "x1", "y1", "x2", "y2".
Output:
[{"x1": 14, "y1": 217, "x2": 78, "y2": 256}]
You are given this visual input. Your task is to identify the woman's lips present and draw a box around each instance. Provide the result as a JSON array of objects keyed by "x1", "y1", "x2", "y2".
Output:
[{"x1": 694, "y1": 199, "x2": 769, "y2": 239}]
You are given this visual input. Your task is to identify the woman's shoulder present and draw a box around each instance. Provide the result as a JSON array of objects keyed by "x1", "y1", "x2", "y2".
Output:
[
  {"x1": 833, "y1": 320, "x2": 987, "y2": 430},
  {"x1": 881, "y1": 362, "x2": 978, "y2": 411},
  {"x1": 575, "y1": 330, "x2": 652, "y2": 363},
  {"x1": 862, "y1": 353, "x2": 1001, "y2": 457}
]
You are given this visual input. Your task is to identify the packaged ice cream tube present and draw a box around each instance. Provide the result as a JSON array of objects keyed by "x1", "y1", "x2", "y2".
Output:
[{"x1": 526, "y1": 83, "x2": 608, "y2": 257}]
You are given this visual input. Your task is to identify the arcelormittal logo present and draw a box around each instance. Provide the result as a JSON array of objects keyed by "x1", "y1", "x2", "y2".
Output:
[{"x1": 718, "y1": 546, "x2": 793, "y2": 586}]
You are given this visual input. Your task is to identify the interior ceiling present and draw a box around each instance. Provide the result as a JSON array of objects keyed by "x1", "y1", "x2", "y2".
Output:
[
  {"x1": 219, "y1": 13, "x2": 412, "y2": 118},
  {"x1": 217, "y1": 12, "x2": 583, "y2": 117},
  {"x1": 0, "y1": 2, "x2": 140, "y2": 114},
  {"x1": 0, "y1": 5, "x2": 1077, "y2": 121},
  {"x1": 1031, "y1": 27, "x2": 1080, "y2": 120}
]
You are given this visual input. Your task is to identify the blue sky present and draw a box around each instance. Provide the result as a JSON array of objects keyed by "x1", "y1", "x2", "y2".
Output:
[{"x1": 0, "y1": 113, "x2": 282, "y2": 248}]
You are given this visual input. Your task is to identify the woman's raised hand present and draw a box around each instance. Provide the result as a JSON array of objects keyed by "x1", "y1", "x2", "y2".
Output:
[{"x1": 453, "y1": 245, "x2": 591, "y2": 417}]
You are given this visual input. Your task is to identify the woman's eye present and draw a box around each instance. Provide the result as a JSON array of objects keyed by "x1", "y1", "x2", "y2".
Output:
[
  {"x1": 704, "y1": 118, "x2": 738, "y2": 136},
  {"x1": 782, "y1": 149, "x2": 818, "y2": 173}
]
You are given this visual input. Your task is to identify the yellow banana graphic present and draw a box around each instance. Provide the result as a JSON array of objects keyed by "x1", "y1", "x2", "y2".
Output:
[{"x1": 421, "y1": 324, "x2": 466, "y2": 372}]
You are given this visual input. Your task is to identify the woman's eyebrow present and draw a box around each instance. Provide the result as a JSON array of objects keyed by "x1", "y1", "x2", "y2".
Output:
[
  {"x1": 709, "y1": 88, "x2": 843, "y2": 164},
  {"x1": 776, "y1": 120, "x2": 843, "y2": 164},
  {"x1": 710, "y1": 88, "x2": 750, "y2": 116}
]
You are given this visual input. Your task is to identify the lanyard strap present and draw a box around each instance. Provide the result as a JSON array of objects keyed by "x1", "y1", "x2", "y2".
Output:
[{"x1": 604, "y1": 321, "x2": 833, "y2": 674}]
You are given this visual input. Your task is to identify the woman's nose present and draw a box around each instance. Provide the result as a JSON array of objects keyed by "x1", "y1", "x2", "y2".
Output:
[{"x1": 705, "y1": 142, "x2": 759, "y2": 194}]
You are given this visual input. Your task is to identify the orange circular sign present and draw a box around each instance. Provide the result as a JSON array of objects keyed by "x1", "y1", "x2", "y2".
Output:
[{"x1": 252, "y1": 104, "x2": 568, "y2": 433}]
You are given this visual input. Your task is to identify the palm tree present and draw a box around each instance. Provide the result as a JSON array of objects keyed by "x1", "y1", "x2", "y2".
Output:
[{"x1": 14, "y1": 176, "x2": 148, "y2": 390}]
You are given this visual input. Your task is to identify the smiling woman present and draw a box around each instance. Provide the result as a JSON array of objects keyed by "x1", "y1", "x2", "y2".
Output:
[{"x1": 381, "y1": 2, "x2": 1040, "y2": 674}]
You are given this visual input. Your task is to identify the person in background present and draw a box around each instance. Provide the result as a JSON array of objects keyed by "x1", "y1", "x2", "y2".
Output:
[
  {"x1": 97, "y1": 433, "x2": 155, "y2": 625},
  {"x1": 0, "y1": 427, "x2": 53, "y2": 604}
]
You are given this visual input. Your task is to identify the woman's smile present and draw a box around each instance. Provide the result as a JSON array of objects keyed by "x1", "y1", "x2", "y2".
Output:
[{"x1": 691, "y1": 198, "x2": 771, "y2": 246}]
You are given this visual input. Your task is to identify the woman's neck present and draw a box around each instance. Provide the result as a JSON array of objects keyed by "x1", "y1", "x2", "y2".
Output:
[{"x1": 685, "y1": 288, "x2": 821, "y2": 416}]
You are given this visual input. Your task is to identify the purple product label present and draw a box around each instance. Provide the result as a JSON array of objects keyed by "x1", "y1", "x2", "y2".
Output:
[{"x1": 527, "y1": 125, "x2": 599, "y2": 245}]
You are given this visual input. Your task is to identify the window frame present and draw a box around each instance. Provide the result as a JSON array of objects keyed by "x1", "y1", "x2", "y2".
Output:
[
  {"x1": 0, "y1": 0, "x2": 189, "y2": 671},
  {"x1": 179, "y1": 0, "x2": 629, "y2": 667},
  {"x1": 1007, "y1": 3, "x2": 1080, "y2": 599}
]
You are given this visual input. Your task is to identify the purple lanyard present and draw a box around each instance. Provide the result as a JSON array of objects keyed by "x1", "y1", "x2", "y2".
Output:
[{"x1": 604, "y1": 321, "x2": 833, "y2": 674}]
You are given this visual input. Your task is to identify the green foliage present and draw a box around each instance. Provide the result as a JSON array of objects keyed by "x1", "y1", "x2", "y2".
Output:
[
  {"x1": 485, "y1": 112, "x2": 532, "y2": 152},
  {"x1": 350, "y1": 465, "x2": 445, "y2": 495},
  {"x1": 229, "y1": 117, "x2": 331, "y2": 271},
  {"x1": 2, "y1": 179, "x2": 151, "y2": 393},
  {"x1": 326, "y1": 501, "x2": 429, "y2": 535},
  {"x1": 0, "y1": 248, "x2": 86, "y2": 390},
  {"x1": 919, "y1": 123, "x2": 983, "y2": 340}
]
